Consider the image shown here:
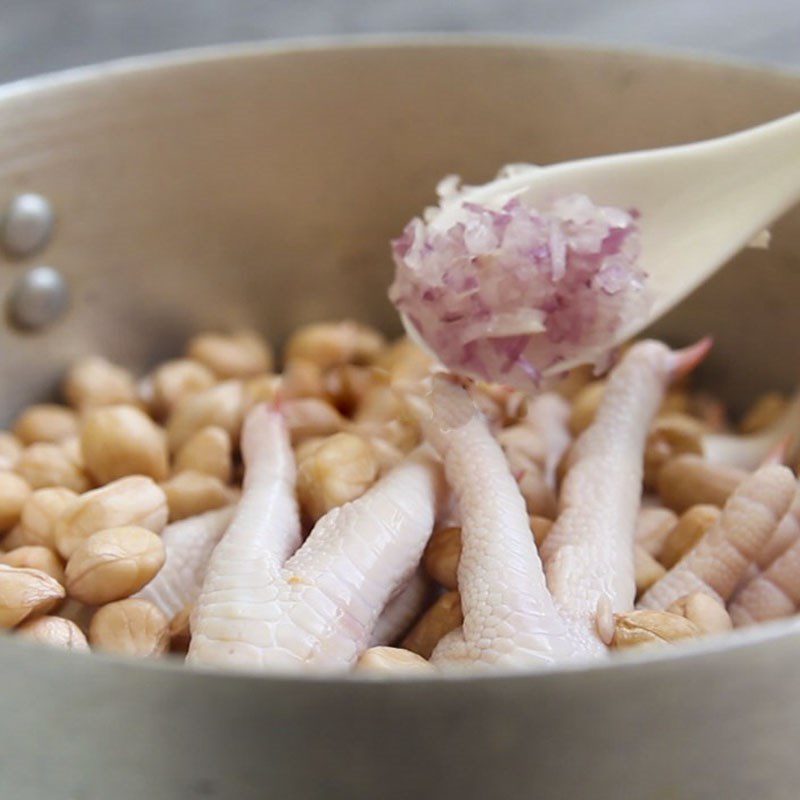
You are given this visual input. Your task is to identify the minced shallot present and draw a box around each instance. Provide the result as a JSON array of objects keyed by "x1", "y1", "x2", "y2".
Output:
[{"x1": 389, "y1": 190, "x2": 650, "y2": 387}]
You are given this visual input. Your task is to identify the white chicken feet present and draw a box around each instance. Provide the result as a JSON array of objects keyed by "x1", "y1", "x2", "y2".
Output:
[
  {"x1": 188, "y1": 405, "x2": 443, "y2": 672},
  {"x1": 420, "y1": 340, "x2": 707, "y2": 670}
]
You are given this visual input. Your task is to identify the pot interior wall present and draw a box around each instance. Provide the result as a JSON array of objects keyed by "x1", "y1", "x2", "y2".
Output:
[{"x1": 0, "y1": 42, "x2": 798, "y2": 423}]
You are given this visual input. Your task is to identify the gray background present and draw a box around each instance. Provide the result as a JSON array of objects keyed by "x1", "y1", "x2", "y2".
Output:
[{"x1": 1, "y1": 0, "x2": 799, "y2": 83}]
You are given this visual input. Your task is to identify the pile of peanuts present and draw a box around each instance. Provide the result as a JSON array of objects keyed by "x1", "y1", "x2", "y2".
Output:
[
  {"x1": 0, "y1": 322, "x2": 424, "y2": 658},
  {"x1": 0, "y1": 320, "x2": 789, "y2": 664}
]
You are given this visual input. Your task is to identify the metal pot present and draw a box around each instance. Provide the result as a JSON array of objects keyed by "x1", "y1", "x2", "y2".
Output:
[{"x1": 0, "y1": 37, "x2": 799, "y2": 800}]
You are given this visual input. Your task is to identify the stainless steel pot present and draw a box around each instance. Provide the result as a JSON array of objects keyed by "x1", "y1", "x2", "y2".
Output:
[{"x1": 0, "y1": 37, "x2": 799, "y2": 800}]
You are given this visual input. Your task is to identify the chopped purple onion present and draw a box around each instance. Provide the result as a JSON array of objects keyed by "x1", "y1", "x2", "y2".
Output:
[{"x1": 389, "y1": 192, "x2": 650, "y2": 388}]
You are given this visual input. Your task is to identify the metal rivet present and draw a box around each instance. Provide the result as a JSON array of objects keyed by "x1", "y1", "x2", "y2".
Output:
[
  {"x1": 1, "y1": 193, "x2": 55, "y2": 258},
  {"x1": 6, "y1": 266, "x2": 69, "y2": 331}
]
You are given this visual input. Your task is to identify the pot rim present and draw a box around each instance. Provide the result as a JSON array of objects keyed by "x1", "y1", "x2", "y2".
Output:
[{"x1": 1, "y1": 33, "x2": 799, "y2": 685}]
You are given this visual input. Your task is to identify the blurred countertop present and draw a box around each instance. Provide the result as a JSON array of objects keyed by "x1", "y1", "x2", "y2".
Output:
[{"x1": 1, "y1": 0, "x2": 799, "y2": 83}]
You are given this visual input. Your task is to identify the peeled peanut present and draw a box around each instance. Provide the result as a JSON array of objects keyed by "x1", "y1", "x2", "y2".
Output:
[
  {"x1": 375, "y1": 337, "x2": 433, "y2": 383},
  {"x1": 54, "y1": 476, "x2": 168, "y2": 559},
  {"x1": 552, "y1": 364, "x2": 594, "y2": 401},
  {"x1": 285, "y1": 320, "x2": 385, "y2": 369},
  {"x1": 667, "y1": 592, "x2": 733, "y2": 635},
  {"x1": 149, "y1": 358, "x2": 217, "y2": 417},
  {"x1": 2, "y1": 526, "x2": 28, "y2": 550},
  {"x1": 0, "y1": 472, "x2": 32, "y2": 531},
  {"x1": 296, "y1": 433, "x2": 378, "y2": 520},
  {"x1": 402, "y1": 590, "x2": 463, "y2": 659},
  {"x1": 160, "y1": 470, "x2": 233, "y2": 521},
  {"x1": 657, "y1": 455, "x2": 744, "y2": 513},
  {"x1": 188, "y1": 330, "x2": 273, "y2": 379},
  {"x1": 0, "y1": 564, "x2": 65, "y2": 628},
  {"x1": 60, "y1": 436, "x2": 85, "y2": 470},
  {"x1": 644, "y1": 413, "x2": 705, "y2": 489},
  {"x1": 174, "y1": 426, "x2": 232, "y2": 483},
  {"x1": 64, "y1": 356, "x2": 138, "y2": 410},
  {"x1": 658, "y1": 504, "x2": 721, "y2": 568},
  {"x1": 355, "y1": 646, "x2": 434, "y2": 674},
  {"x1": 0, "y1": 432, "x2": 23, "y2": 470},
  {"x1": 167, "y1": 380, "x2": 244, "y2": 452},
  {"x1": 569, "y1": 381, "x2": 605, "y2": 436},
  {"x1": 355, "y1": 386, "x2": 412, "y2": 426},
  {"x1": 282, "y1": 398, "x2": 346, "y2": 444},
  {"x1": 65, "y1": 526, "x2": 165, "y2": 605},
  {"x1": 634, "y1": 545, "x2": 666, "y2": 596},
  {"x1": 169, "y1": 604, "x2": 193, "y2": 652},
  {"x1": 635, "y1": 507, "x2": 679, "y2": 556},
  {"x1": 660, "y1": 390, "x2": 690, "y2": 416},
  {"x1": 89, "y1": 598, "x2": 169, "y2": 658},
  {"x1": 325, "y1": 365, "x2": 382, "y2": 414},
  {"x1": 19, "y1": 487, "x2": 78, "y2": 549},
  {"x1": 17, "y1": 615, "x2": 89, "y2": 651},
  {"x1": 81, "y1": 405, "x2": 169, "y2": 484},
  {"x1": 242, "y1": 374, "x2": 283, "y2": 411},
  {"x1": 1, "y1": 546, "x2": 65, "y2": 583},
  {"x1": 15, "y1": 443, "x2": 90, "y2": 493},
  {"x1": 423, "y1": 527, "x2": 462, "y2": 590},
  {"x1": 13, "y1": 404, "x2": 78, "y2": 445},
  {"x1": 740, "y1": 392, "x2": 788, "y2": 434},
  {"x1": 611, "y1": 609, "x2": 702, "y2": 649}
]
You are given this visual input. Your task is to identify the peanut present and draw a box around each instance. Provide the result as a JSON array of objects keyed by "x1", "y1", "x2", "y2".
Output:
[
  {"x1": 0, "y1": 472, "x2": 32, "y2": 531},
  {"x1": 667, "y1": 592, "x2": 733, "y2": 635},
  {"x1": 635, "y1": 507, "x2": 679, "y2": 556},
  {"x1": 285, "y1": 320, "x2": 385, "y2": 369},
  {"x1": 0, "y1": 432, "x2": 23, "y2": 470},
  {"x1": 148, "y1": 358, "x2": 216, "y2": 417},
  {"x1": 402, "y1": 590, "x2": 463, "y2": 659},
  {"x1": 65, "y1": 526, "x2": 165, "y2": 605},
  {"x1": 296, "y1": 433, "x2": 378, "y2": 521},
  {"x1": 660, "y1": 390, "x2": 690, "y2": 416},
  {"x1": 739, "y1": 392, "x2": 788, "y2": 434},
  {"x1": 375, "y1": 337, "x2": 433, "y2": 382},
  {"x1": 0, "y1": 564, "x2": 65, "y2": 627},
  {"x1": 355, "y1": 646, "x2": 434, "y2": 674},
  {"x1": 60, "y1": 436, "x2": 85, "y2": 470},
  {"x1": 688, "y1": 392, "x2": 728, "y2": 432},
  {"x1": 569, "y1": 381, "x2": 605, "y2": 436},
  {"x1": 160, "y1": 470, "x2": 233, "y2": 521},
  {"x1": 643, "y1": 413, "x2": 705, "y2": 489},
  {"x1": 17, "y1": 615, "x2": 89, "y2": 651},
  {"x1": 611, "y1": 610, "x2": 702, "y2": 649},
  {"x1": 187, "y1": 330, "x2": 273, "y2": 379},
  {"x1": 282, "y1": 398, "x2": 346, "y2": 444},
  {"x1": 19, "y1": 487, "x2": 78, "y2": 549},
  {"x1": 13, "y1": 404, "x2": 78, "y2": 445},
  {"x1": 658, "y1": 504, "x2": 721, "y2": 568},
  {"x1": 0, "y1": 546, "x2": 65, "y2": 583},
  {"x1": 657, "y1": 455, "x2": 745, "y2": 513},
  {"x1": 282, "y1": 359, "x2": 326, "y2": 400},
  {"x1": 89, "y1": 598, "x2": 169, "y2": 658},
  {"x1": 63, "y1": 356, "x2": 138, "y2": 410},
  {"x1": 167, "y1": 380, "x2": 244, "y2": 452},
  {"x1": 552, "y1": 364, "x2": 594, "y2": 401},
  {"x1": 174, "y1": 426, "x2": 232, "y2": 483},
  {"x1": 242, "y1": 374, "x2": 283, "y2": 410},
  {"x1": 15, "y1": 443, "x2": 90, "y2": 493},
  {"x1": 423, "y1": 527, "x2": 461, "y2": 590},
  {"x1": 325, "y1": 364, "x2": 382, "y2": 415},
  {"x1": 634, "y1": 545, "x2": 666, "y2": 596},
  {"x1": 424, "y1": 517, "x2": 551, "y2": 591},
  {"x1": 54, "y1": 476, "x2": 168, "y2": 559},
  {"x1": 81, "y1": 405, "x2": 169, "y2": 484}
]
